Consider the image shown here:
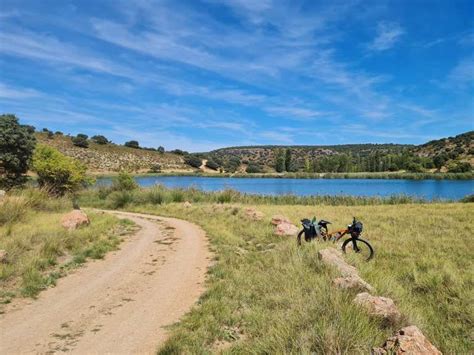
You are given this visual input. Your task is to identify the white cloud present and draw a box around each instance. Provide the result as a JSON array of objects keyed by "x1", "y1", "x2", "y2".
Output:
[
  {"x1": 0, "y1": 83, "x2": 41, "y2": 99},
  {"x1": 368, "y1": 22, "x2": 404, "y2": 51}
]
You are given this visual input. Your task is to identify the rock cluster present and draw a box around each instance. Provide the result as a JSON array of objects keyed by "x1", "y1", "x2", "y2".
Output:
[
  {"x1": 271, "y1": 214, "x2": 298, "y2": 236},
  {"x1": 317, "y1": 248, "x2": 440, "y2": 353},
  {"x1": 318, "y1": 248, "x2": 374, "y2": 292},
  {"x1": 61, "y1": 210, "x2": 90, "y2": 230},
  {"x1": 372, "y1": 326, "x2": 442, "y2": 354},
  {"x1": 244, "y1": 207, "x2": 264, "y2": 221}
]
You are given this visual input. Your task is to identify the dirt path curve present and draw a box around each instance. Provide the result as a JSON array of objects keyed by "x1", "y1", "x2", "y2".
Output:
[{"x1": 0, "y1": 210, "x2": 211, "y2": 354}]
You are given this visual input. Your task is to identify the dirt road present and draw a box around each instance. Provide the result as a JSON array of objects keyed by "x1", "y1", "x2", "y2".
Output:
[{"x1": 0, "y1": 210, "x2": 210, "y2": 354}]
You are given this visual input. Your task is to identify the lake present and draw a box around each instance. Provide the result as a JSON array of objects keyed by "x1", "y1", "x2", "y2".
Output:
[{"x1": 97, "y1": 176, "x2": 474, "y2": 200}]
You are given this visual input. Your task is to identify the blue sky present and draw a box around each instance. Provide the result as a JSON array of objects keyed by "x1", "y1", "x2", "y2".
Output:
[{"x1": 0, "y1": 0, "x2": 473, "y2": 151}]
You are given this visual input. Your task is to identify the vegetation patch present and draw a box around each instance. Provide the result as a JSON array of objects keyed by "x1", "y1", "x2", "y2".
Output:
[
  {"x1": 0, "y1": 189, "x2": 136, "y2": 305},
  {"x1": 105, "y1": 200, "x2": 473, "y2": 353}
]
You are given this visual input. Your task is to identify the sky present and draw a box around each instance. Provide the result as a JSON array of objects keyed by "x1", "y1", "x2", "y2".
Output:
[{"x1": 0, "y1": 0, "x2": 473, "y2": 152}]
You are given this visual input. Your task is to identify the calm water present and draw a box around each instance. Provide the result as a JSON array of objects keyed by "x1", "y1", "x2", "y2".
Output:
[{"x1": 97, "y1": 176, "x2": 474, "y2": 200}]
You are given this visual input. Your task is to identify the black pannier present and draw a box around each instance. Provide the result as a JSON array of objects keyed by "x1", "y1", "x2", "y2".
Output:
[{"x1": 301, "y1": 218, "x2": 320, "y2": 241}]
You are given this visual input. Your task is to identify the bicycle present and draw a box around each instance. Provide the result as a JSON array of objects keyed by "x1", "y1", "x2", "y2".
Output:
[{"x1": 297, "y1": 217, "x2": 374, "y2": 261}]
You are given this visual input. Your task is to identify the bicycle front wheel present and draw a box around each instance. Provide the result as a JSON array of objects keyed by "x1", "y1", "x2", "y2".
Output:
[{"x1": 341, "y1": 238, "x2": 374, "y2": 261}]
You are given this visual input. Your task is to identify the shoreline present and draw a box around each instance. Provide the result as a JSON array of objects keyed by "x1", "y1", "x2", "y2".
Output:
[{"x1": 92, "y1": 171, "x2": 474, "y2": 180}]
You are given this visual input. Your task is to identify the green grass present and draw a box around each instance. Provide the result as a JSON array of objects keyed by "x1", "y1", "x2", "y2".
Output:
[
  {"x1": 107, "y1": 201, "x2": 474, "y2": 353},
  {"x1": 80, "y1": 184, "x2": 437, "y2": 210},
  {"x1": 0, "y1": 189, "x2": 136, "y2": 304}
]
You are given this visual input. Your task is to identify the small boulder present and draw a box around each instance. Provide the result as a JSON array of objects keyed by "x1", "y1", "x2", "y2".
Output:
[
  {"x1": 271, "y1": 214, "x2": 291, "y2": 226},
  {"x1": 372, "y1": 325, "x2": 442, "y2": 355},
  {"x1": 61, "y1": 210, "x2": 90, "y2": 230},
  {"x1": 354, "y1": 292, "x2": 401, "y2": 326},
  {"x1": 183, "y1": 201, "x2": 192, "y2": 208},
  {"x1": 244, "y1": 207, "x2": 264, "y2": 221},
  {"x1": 274, "y1": 222, "x2": 299, "y2": 236},
  {"x1": 0, "y1": 250, "x2": 8, "y2": 263},
  {"x1": 318, "y1": 248, "x2": 358, "y2": 277},
  {"x1": 333, "y1": 275, "x2": 375, "y2": 293},
  {"x1": 0, "y1": 190, "x2": 5, "y2": 201}
]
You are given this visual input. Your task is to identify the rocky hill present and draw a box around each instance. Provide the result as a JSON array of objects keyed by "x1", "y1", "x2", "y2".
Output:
[
  {"x1": 37, "y1": 130, "x2": 473, "y2": 174},
  {"x1": 36, "y1": 133, "x2": 190, "y2": 173}
]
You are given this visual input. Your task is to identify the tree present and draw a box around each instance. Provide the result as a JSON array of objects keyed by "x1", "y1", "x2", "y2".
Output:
[
  {"x1": 32, "y1": 145, "x2": 91, "y2": 195},
  {"x1": 71, "y1": 134, "x2": 89, "y2": 148},
  {"x1": 205, "y1": 159, "x2": 219, "y2": 170},
  {"x1": 274, "y1": 149, "x2": 285, "y2": 172},
  {"x1": 124, "y1": 140, "x2": 140, "y2": 149},
  {"x1": 284, "y1": 148, "x2": 292, "y2": 172},
  {"x1": 91, "y1": 135, "x2": 109, "y2": 145},
  {"x1": 433, "y1": 154, "x2": 447, "y2": 170},
  {"x1": 184, "y1": 155, "x2": 202, "y2": 168},
  {"x1": 0, "y1": 114, "x2": 36, "y2": 189},
  {"x1": 157, "y1": 146, "x2": 165, "y2": 154}
]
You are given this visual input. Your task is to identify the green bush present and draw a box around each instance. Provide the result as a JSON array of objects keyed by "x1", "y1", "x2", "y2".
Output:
[
  {"x1": 447, "y1": 161, "x2": 471, "y2": 173},
  {"x1": 184, "y1": 155, "x2": 202, "y2": 168},
  {"x1": 124, "y1": 140, "x2": 140, "y2": 149},
  {"x1": 246, "y1": 163, "x2": 263, "y2": 173},
  {"x1": 111, "y1": 172, "x2": 138, "y2": 191},
  {"x1": 32, "y1": 145, "x2": 91, "y2": 195},
  {"x1": 91, "y1": 135, "x2": 109, "y2": 145},
  {"x1": 205, "y1": 159, "x2": 219, "y2": 170},
  {"x1": 71, "y1": 134, "x2": 89, "y2": 148}
]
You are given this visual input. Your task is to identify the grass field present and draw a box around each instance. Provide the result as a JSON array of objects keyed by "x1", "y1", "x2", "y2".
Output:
[
  {"x1": 108, "y1": 200, "x2": 473, "y2": 353},
  {"x1": 0, "y1": 189, "x2": 136, "y2": 307}
]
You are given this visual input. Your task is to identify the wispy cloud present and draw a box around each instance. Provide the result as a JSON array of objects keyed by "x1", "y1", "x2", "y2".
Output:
[
  {"x1": 0, "y1": 83, "x2": 41, "y2": 99},
  {"x1": 265, "y1": 106, "x2": 329, "y2": 120},
  {"x1": 368, "y1": 22, "x2": 404, "y2": 51}
]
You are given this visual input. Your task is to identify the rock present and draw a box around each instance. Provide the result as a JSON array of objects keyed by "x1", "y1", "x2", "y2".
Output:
[
  {"x1": 354, "y1": 292, "x2": 401, "y2": 326},
  {"x1": 318, "y1": 248, "x2": 358, "y2": 277},
  {"x1": 183, "y1": 201, "x2": 192, "y2": 208},
  {"x1": 244, "y1": 207, "x2": 264, "y2": 221},
  {"x1": 372, "y1": 325, "x2": 442, "y2": 355},
  {"x1": 0, "y1": 190, "x2": 5, "y2": 200},
  {"x1": 271, "y1": 214, "x2": 291, "y2": 226},
  {"x1": 0, "y1": 250, "x2": 8, "y2": 263},
  {"x1": 333, "y1": 275, "x2": 375, "y2": 293},
  {"x1": 61, "y1": 210, "x2": 90, "y2": 230},
  {"x1": 274, "y1": 222, "x2": 299, "y2": 236}
]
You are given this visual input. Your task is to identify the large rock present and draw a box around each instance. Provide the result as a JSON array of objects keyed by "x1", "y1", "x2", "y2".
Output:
[
  {"x1": 274, "y1": 222, "x2": 299, "y2": 236},
  {"x1": 271, "y1": 214, "x2": 291, "y2": 226},
  {"x1": 333, "y1": 275, "x2": 375, "y2": 293},
  {"x1": 372, "y1": 325, "x2": 442, "y2": 354},
  {"x1": 318, "y1": 248, "x2": 358, "y2": 277},
  {"x1": 354, "y1": 292, "x2": 401, "y2": 326},
  {"x1": 61, "y1": 210, "x2": 90, "y2": 230},
  {"x1": 0, "y1": 190, "x2": 5, "y2": 201},
  {"x1": 0, "y1": 250, "x2": 8, "y2": 264},
  {"x1": 244, "y1": 207, "x2": 264, "y2": 221},
  {"x1": 183, "y1": 201, "x2": 192, "y2": 208}
]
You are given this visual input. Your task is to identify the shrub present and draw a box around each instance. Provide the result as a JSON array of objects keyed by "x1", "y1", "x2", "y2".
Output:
[
  {"x1": 108, "y1": 191, "x2": 134, "y2": 209},
  {"x1": 447, "y1": 161, "x2": 471, "y2": 173},
  {"x1": 91, "y1": 135, "x2": 109, "y2": 145},
  {"x1": 145, "y1": 188, "x2": 164, "y2": 204},
  {"x1": 205, "y1": 159, "x2": 219, "y2": 170},
  {"x1": 157, "y1": 146, "x2": 165, "y2": 154},
  {"x1": 149, "y1": 164, "x2": 161, "y2": 173},
  {"x1": 246, "y1": 163, "x2": 263, "y2": 173},
  {"x1": 32, "y1": 145, "x2": 91, "y2": 195},
  {"x1": 71, "y1": 134, "x2": 89, "y2": 148},
  {"x1": 111, "y1": 172, "x2": 138, "y2": 191},
  {"x1": 0, "y1": 114, "x2": 36, "y2": 189},
  {"x1": 184, "y1": 155, "x2": 202, "y2": 168},
  {"x1": 124, "y1": 140, "x2": 140, "y2": 149}
]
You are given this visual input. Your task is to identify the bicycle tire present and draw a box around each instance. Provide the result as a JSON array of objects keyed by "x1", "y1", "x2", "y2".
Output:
[{"x1": 341, "y1": 237, "x2": 374, "y2": 261}]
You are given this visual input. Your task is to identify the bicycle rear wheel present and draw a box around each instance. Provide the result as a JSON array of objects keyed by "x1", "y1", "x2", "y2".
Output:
[{"x1": 341, "y1": 238, "x2": 374, "y2": 261}]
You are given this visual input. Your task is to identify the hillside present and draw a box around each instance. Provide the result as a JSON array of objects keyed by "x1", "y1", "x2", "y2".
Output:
[
  {"x1": 36, "y1": 130, "x2": 473, "y2": 175},
  {"x1": 36, "y1": 133, "x2": 190, "y2": 173}
]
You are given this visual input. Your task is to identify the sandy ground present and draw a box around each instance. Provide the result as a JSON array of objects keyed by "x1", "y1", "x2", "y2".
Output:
[{"x1": 0, "y1": 210, "x2": 210, "y2": 354}]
